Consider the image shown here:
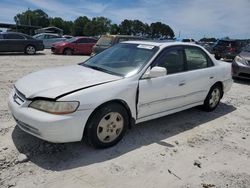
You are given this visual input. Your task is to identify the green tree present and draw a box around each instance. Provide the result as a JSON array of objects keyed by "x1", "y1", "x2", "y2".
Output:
[
  {"x1": 73, "y1": 16, "x2": 90, "y2": 36},
  {"x1": 150, "y1": 22, "x2": 174, "y2": 39},
  {"x1": 110, "y1": 24, "x2": 120, "y2": 34},
  {"x1": 119, "y1": 19, "x2": 133, "y2": 35},
  {"x1": 14, "y1": 9, "x2": 49, "y2": 27},
  {"x1": 50, "y1": 17, "x2": 73, "y2": 35},
  {"x1": 84, "y1": 17, "x2": 111, "y2": 36}
]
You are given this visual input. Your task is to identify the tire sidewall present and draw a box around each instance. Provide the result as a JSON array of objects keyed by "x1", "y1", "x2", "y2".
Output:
[
  {"x1": 85, "y1": 103, "x2": 129, "y2": 148},
  {"x1": 204, "y1": 85, "x2": 222, "y2": 111},
  {"x1": 63, "y1": 48, "x2": 72, "y2": 55}
]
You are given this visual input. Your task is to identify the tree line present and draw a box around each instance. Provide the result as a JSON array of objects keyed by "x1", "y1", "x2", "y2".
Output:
[{"x1": 13, "y1": 9, "x2": 175, "y2": 38}]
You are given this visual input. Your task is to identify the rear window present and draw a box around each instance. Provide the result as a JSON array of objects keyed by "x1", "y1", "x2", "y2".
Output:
[
  {"x1": 0, "y1": 34, "x2": 3, "y2": 39},
  {"x1": 96, "y1": 36, "x2": 114, "y2": 46}
]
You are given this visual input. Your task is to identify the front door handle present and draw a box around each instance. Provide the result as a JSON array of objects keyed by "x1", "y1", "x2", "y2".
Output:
[
  {"x1": 179, "y1": 82, "x2": 186, "y2": 86},
  {"x1": 209, "y1": 76, "x2": 214, "y2": 79}
]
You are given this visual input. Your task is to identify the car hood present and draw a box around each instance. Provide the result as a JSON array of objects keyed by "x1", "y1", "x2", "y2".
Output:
[
  {"x1": 15, "y1": 65, "x2": 122, "y2": 99},
  {"x1": 239, "y1": 51, "x2": 250, "y2": 61}
]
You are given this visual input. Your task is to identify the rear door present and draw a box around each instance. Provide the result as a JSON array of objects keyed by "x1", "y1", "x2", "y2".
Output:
[
  {"x1": 2, "y1": 33, "x2": 26, "y2": 52},
  {"x1": 74, "y1": 38, "x2": 95, "y2": 54},
  {"x1": 182, "y1": 46, "x2": 215, "y2": 103}
]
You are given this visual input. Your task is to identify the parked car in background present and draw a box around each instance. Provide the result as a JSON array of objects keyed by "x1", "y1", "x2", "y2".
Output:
[
  {"x1": 232, "y1": 44, "x2": 250, "y2": 79},
  {"x1": 33, "y1": 33, "x2": 66, "y2": 48},
  {"x1": 91, "y1": 35, "x2": 144, "y2": 55},
  {"x1": 182, "y1": 38, "x2": 196, "y2": 43},
  {"x1": 197, "y1": 42, "x2": 215, "y2": 54},
  {"x1": 9, "y1": 41, "x2": 232, "y2": 148},
  {"x1": 62, "y1": 35, "x2": 73, "y2": 39},
  {"x1": 51, "y1": 37, "x2": 97, "y2": 55},
  {"x1": 0, "y1": 32, "x2": 44, "y2": 55},
  {"x1": 211, "y1": 39, "x2": 248, "y2": 60}
]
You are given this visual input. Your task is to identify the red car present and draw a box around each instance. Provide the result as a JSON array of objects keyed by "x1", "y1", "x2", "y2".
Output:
[{"x1": 51, "y1": 37, "x2": 97, "y2": 55}]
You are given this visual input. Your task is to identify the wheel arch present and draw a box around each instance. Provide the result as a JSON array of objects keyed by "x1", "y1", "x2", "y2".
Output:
[
  {"x1": 83, "y1": 99, "x2": 134, "y2": 140},
  {"x1": 212, "y1": 81, "x2": 224, "y2": 98}
]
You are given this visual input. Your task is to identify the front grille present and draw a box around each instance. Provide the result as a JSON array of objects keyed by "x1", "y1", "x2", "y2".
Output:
[
  {"x1": 13, "y1": 88, "x2": 26, "y2": 105},
  {"x1": 14, "y1": 117, "x2": 41, "y2": 136}
]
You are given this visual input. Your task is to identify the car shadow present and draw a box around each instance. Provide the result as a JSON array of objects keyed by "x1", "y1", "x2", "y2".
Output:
[
  {"x1": 0, "y1": 52, "x2": 45, "y2": 56},
  {"x1": 12, "y1": 102, "x2": 236, "y2": 171},
  {"x1": 233, "y1": 78, "x2": 250, "y2": 85}
]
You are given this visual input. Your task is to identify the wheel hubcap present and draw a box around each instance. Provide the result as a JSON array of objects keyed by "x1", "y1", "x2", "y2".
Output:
[
  {"x1": 97, "y1": 112, "x2": 124, "y2": 143},
  {"x1": 209, "y1": 88, "x2": 220, "y2": 108},
  {"x1": 27, "y1": 46, "x2": 35, "y2": 54}
]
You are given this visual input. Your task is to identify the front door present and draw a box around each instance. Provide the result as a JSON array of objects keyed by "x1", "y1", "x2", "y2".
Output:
[{"x1": 137, "y1": 46, "x2": 187, "y2": 119}]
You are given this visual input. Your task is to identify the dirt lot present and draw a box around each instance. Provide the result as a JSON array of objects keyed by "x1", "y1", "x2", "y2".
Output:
[{"x1": 0, "y1": 50, "x2": 250, "y2": 188}]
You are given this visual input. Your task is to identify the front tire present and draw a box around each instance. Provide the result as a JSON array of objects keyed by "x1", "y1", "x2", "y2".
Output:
[
  {"x1": 203, "y1": 84, "x2": 222, "y2": 111},
  {"x1": 63, "y1": 48, "x2": 73, "y2": 55},
  {"x1": 84, "y1": 103, "x2": 129, "y2": 148},
  {"x1": 25, "y1": 45, "x2": 36, "y2": 55}
]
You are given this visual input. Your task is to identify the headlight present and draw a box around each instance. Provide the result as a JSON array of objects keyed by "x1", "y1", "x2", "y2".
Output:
[
  {"x1": 235, "y1": 56, "x2": 248, "y2": 65},
  {"x1": 29, "y1": 100, "x2": 79, "y2": 115}
]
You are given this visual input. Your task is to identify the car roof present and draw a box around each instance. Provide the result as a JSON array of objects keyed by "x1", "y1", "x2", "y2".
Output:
[
  {"x1": 75, "y1": 36, "x2": 96, "y2": 39},
  {"x1": 35, "y1": 33, "x2": 59, "y2": 36},
  {"x1": 123, "y1": 40, "x2": 200, "y2": 48},
  {"x1": 102, "y1": 35, "x2": 143, "y2": 38},
  {"x1": 1, "y1": 32, "x2": 26, "y2": 35}
]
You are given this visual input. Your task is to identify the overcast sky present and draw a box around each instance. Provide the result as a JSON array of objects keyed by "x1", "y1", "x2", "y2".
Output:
[{"x1": 0, "y1": 0, "x2": 249, "y2": 39}]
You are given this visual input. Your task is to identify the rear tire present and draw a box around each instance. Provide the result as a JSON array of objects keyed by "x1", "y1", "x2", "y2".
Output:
[
  {"x1": 84, "y1": 103, "x2": 129, "y2": 148},
  {"x1": 63, "y1": 48, "x2": 73, "y2": 55},
  {"x1": 202, "y1": 84, "x2": 222, "y2": 111},
  {"x1": 25, "y1": 45, "x2": 36, "y2": 55}
]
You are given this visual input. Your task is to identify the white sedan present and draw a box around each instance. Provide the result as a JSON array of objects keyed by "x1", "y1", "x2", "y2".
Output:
[{"x1": 8, "y1": 41, "x2": 232, "y2": 148}]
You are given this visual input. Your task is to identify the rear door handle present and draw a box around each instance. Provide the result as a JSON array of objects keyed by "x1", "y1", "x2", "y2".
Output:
[{"x1": 209, "y1": 76, "x2": 214, "y2": 79}]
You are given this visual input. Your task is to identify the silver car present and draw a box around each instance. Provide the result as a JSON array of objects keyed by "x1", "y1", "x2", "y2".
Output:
[
  {"x1": 232, "y1": 44, "x2": 250, "y2": 79},
  {"x1": 33, "y1": 33, "x2": 66, "y2": 48}
]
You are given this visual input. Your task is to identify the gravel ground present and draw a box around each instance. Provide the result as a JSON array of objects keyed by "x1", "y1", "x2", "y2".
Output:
[{"x1": 0, "y1": 50, "x2": 250, "y2": 188}]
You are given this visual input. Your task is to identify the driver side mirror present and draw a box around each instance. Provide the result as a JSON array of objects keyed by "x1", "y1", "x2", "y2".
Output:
[{"x1": 142, "y1": 66, "x2": 167, "y2": 79}]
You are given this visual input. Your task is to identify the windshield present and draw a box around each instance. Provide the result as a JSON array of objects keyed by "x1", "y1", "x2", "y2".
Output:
[
  {"x1": 66, "y1": 37, "x2": 77, "y2": 43},
  {"x1": 81, "y1": 43, "x2": 159, "y2": 77},
  {"x1": 96, "y1": 36, "x2": 114, "y2": 46},
  {"x1": 243, "y1": 44, "x2": 250, "y2": 52}
]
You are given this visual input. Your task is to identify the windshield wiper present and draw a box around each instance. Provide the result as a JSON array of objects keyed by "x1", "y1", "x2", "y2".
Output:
[{"x1": 83, "y1": 64, "x2": 123, "y2": 77}]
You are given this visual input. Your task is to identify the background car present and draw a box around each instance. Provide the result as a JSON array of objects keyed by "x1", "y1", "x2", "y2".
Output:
[
  {"x1": 211, "y1": 39, "x2": 248, "y2": 60},
  {"x1": 232, "y1": 44, "x2": 250, "y2": 79},
  {"x1": 51, "y1": 37, "x2": 97, "y2": 55},
  {"x1": 33, "y1": 33, "x2": 66, "y2": 48},
  {"x1": 91, "y1": 35, "x2": 144, "y2": 55},
  {"x1": 0, "y1": 32, "x2": 44, "y2": 55}
]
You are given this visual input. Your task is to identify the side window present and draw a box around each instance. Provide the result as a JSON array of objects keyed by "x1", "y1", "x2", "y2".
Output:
[
  {"x1": 48, "y1": 35, "x2": 60, "y2": 39},
  {"x1": 84, "y1": 38, "x2": 97, "y2": 43},
  {"x1": 184, "y1": 47, "x2": 213, "y2": 70},
  {"x1": 77, "y1": 39, "x2": 87, "y2": 43},
  {"x1": 155, "y1": 48, "x2": 185, "y2": 74},
  {"x1": 4, "y1": 34, "x2": 24, "y2": 39},
  {"x1": 35, "y1": 35, "x2": 44, "y2": 39}
]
